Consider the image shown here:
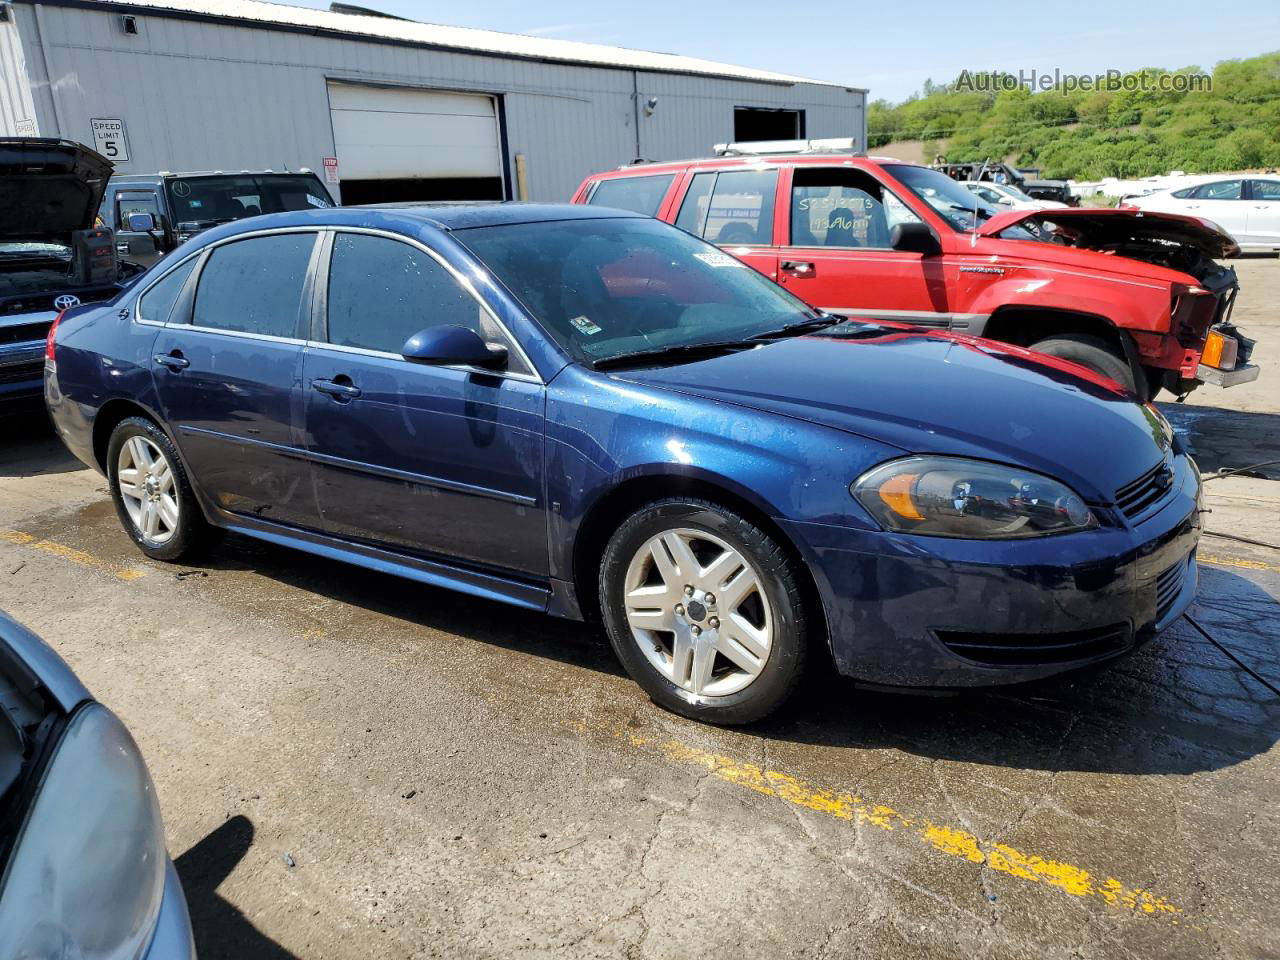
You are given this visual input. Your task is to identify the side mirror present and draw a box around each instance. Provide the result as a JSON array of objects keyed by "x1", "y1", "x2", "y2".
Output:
[
  {"x1": 127, "y1": 212, "x2": 157, "y2": 232},
  {"x1": 890, "y1": 222, "x2": 941, "y2": 256},
  {"x1": 401, "y1": 325, "x2": 508, "y2": 370}
]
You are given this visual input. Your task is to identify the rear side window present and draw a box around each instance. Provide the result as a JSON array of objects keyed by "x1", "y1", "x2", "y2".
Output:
[
  {"x1": 192, "y1": 233, "x2": 315, "y2": 337},
  {"x1": 137, "y1": 258, "x2": 197, "y2": 324},
  {"x1": 674, "y1": 169, "x2": 777, "y2": 245},
  {"x1": 1193, "y1": 180, "x2": 1242, "y2": 200},
  {"x1": 587, "y1": 175, "x2": 675, "y2": 216},
  {"x1": 325, "y1": 233, "x2": 530, "y2": 374}
]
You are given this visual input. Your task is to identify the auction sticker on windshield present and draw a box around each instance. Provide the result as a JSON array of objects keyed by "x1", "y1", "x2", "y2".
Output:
[{"x1": 570, "y1": 315, "x2": 603, "y2": 336}]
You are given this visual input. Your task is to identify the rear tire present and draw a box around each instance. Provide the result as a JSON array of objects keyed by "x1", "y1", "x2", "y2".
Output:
[
  {"x1": 599, "y1": 498, "x2": 809, "y2": 725},
  {"x1": 107, "y1": 416, "x2": 207, "y2": 562},
  {"x1": 1029, "y1": 333, "x2": 1146, "y2": 400}
]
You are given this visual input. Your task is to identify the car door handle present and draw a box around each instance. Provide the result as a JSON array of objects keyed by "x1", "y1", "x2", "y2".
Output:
[
  {"x1": 153, "y1": 353, "x2": 190, "y2": 371},
  {"x1": 311, "y1": 377, "x2": 362, "y2": 400},
  {"x1": 781, "y1": 260, "x2": 816, "y2": 276}
]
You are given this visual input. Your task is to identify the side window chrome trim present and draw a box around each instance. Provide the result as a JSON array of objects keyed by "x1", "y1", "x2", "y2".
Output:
[
  {"x1": 304, "y1": 339, "x2": 542, "y2": 384},
  {"x1": 323, "y1": 226, "x2": 544, "y2": 384}
]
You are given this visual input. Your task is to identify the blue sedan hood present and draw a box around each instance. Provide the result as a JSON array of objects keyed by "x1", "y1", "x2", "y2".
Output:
[{"x1": 613, "y1": 330, "x2": 1170, "y2": 502}]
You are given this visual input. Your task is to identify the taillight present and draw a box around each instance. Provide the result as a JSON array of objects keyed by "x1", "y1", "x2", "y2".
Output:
[{"x1": 46, "y1": 310, "x2": 65, "y2": 363}]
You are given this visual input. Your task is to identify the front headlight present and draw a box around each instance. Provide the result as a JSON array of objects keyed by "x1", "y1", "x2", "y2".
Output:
[
  {"x1": 852, "y1": 456, "x2": 1097, "y2": 539},
  {"x1": 0, "y1": 703, "x2": 167, "y2": 960}
]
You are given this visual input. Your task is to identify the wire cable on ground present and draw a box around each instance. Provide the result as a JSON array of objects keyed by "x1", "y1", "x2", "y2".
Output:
[
  {"x1": 1183, "y1": 614, "x2": 1280, "y2": 697},
  {"x1": 1203, "y1": 530, "x2": 1280, "y2": 551},
  {"x1": 1201, "y1": 459, "x2": 1280, "y2": 482}
]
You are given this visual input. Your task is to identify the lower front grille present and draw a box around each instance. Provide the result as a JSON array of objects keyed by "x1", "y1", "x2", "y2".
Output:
[
  {"x1": 0, "y1": 361, "x2": 42, "y2": 386},
  {"x1": 1155, "y1": 557, "x2": 1189, "y2": 622},
  {"x1": 936, "y1": 623, "x2": 1132, "y2": 667}
]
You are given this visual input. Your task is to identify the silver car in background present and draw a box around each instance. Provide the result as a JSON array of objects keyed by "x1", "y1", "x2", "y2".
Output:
[{"x1": 0, "y1": 610, "x2": 195, "y2": 958}]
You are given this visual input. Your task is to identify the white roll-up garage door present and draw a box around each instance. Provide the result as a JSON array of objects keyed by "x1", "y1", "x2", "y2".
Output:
[{"x1": 327, "y1": 82, "x2": 504, "y2": 201}]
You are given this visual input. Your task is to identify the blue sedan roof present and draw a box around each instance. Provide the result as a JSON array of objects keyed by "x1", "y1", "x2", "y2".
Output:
[
  {"x1": 197, "y1": 202, "x2": 644, "y2": 240},
  {"x1": 373, "y1": 202, "x2": 644, "y2": 230}
]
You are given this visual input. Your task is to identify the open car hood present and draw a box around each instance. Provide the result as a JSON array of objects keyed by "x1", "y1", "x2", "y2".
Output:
[
  {"x1": 977, "y1": 207, "x2": 1239, "y2": 259},
  {"x1": 0, "y1": 139, "x2": 113, "y2": 241}
]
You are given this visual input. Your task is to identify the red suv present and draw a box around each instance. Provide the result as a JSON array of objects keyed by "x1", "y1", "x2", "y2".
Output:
[{"x1": 572, "y1": 147, "x2": 1259, "y2": 400}]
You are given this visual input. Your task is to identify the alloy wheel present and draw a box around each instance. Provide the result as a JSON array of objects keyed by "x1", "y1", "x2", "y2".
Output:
[
  {"x1": 116, "y1": 435, "x2": 180, "y2": 544},
  {"x1": 622, "y1": 527, "x2": 773, "y2": 698}
]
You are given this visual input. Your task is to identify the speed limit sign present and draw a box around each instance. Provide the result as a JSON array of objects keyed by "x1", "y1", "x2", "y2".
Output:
[{"x1": 90, "y1": 118, "x2": 130, "y2": 161}]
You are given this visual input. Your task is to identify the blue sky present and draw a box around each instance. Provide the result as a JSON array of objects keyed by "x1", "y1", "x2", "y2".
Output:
[{"x1": 286, "y1": 0, "x2": 1279, "y2": 102}]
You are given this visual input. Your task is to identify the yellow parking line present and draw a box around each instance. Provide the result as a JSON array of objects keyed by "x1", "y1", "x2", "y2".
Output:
[
  {"x1": 625, "y1": 731, "x2": 1184, "y2": 920},
  {"x1": 1200, "y1": 553, "x2": 1280, "y2": 575},
  {"x1": 1, "y1": 530, "x2": 145, "y2": 582}
]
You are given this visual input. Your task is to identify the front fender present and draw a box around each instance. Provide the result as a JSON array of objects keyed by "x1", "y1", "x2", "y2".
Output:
[{"x1": 543, "y1": 365, "x2": 896, "y2": 582}]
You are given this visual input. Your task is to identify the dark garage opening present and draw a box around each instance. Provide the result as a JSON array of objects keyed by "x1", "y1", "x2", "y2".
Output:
[
  {"x1": 734, "y1": 107, "x2": 805, "y2": 142},
  {"x1": 339, "y1": 177, "x2": 505, "y2": 205}
]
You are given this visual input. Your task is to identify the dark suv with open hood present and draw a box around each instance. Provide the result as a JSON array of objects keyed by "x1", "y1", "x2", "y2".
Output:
[{"x1": 0, "y1": 139, "x2": 143, "y2": 412}]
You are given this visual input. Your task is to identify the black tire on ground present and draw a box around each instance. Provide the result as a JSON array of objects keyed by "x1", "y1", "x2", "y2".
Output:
[
  {"x1": 598, "y1": 497, "x2": 809, "y2": 725},
  {"x1": 106, "y1": 416, "x2": 208, "y2": 562},
  {"x1": 1029, "y1": 333, "x2": 1146, "y2": 400}
]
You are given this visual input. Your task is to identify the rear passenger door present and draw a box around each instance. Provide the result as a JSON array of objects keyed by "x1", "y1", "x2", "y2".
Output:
[
  {"x1": 673, "y1": 169, "x2": 781, "y2": 283},
  {"x1": 149, "y1": 230, "x2": 319, "y2": 528},
  {"x1": 301, "y1": 230, "x2": 547, "y2": 577}
]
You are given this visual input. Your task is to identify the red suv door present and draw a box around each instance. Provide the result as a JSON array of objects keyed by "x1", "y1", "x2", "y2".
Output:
[
  {"x1": 773, "y1": 165, "x2": 950, "y2": 325},
  {"x1": 669, "y1": 167, "x2": 782, "y2": 283}
]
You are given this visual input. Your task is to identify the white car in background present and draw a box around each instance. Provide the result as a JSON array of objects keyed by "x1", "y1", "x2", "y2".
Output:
[
  {"x1": 1123, "y1": 175, "x2": 1280, "y2": 253},
  {"x1": 962, "y1": 180, "x2": 1069, "y2": 211}
]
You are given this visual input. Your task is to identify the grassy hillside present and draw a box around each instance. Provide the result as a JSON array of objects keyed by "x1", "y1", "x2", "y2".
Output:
[{"x1": 867, "y1": 53, "x2": 1280, "y2": 180}]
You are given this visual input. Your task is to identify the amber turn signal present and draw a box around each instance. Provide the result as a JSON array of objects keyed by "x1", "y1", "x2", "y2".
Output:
[{"x1": 1201, "y1": 329, "x2": 1238, "y2": 371}]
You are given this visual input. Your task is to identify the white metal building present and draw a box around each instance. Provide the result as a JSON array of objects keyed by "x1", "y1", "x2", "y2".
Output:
[{"x1": 0, "y1": 0, "x2": 866, "y2": 202}]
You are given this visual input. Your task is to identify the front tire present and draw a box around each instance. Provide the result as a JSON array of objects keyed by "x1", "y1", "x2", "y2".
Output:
[
  {"x1": 1029, "y1": 333, "x2": 1146, "y2": 399},
  {"x1": 599, "y1": 498, "x2": 809, "y2": 725},
  {"x1": 107, "y1": 416, "x2": 207, "y2": 561}
]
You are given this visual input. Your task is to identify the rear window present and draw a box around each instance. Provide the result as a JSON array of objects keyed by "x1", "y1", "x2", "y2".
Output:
[
  {"x1": 674, "y1": 169, "x2": 777, "y2": 245},
  {"x1": 587, "y1": 175, "x2": 675, "y2": 217}
]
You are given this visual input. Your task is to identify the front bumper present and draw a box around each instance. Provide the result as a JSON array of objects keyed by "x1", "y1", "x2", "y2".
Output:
[
  {"x1": 0, "y1": 340, "x2": 45, "y2": 405},
  {"x1": 1195, "y1": 361, "x2": 1259, "y2": 387},
  {"x1": 783, "y1": 455, "x2": 1201, "y2": 688},
  {"x1": 145, "y1": 859, "x2": 197, "y2": 959}
]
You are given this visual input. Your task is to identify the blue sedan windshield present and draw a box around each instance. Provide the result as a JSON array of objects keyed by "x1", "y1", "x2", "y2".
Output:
[{"x1": 457, "y1": 217, "x2": 817, "y2": 364}]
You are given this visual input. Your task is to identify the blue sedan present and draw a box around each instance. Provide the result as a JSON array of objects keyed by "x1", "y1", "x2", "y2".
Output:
[{"x1": 45, "y1": 204, "x2": 1199, "y2": 723}]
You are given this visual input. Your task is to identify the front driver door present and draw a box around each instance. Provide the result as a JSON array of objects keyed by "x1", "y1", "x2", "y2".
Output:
[
  {"x1": 301, "y1": 230, "x2": 546, "y2": 577},
  {"x1": 775, "y1": 167, "x2": 948, "y2": 324},
  {"x1": 1246, "y1": 179, "x2": 1280, "y2": 247}
]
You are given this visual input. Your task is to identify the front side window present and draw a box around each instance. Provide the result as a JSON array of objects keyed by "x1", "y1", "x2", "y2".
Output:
[
  {"x1": 116, "y1": 192, "x2": 161, "y2": 230},
  {"x1": 325, "y1": 233, "x2": 525, "y2": 374},
  {"x1": 458, "y1": 216, "x2": 817, "y2": 365},
  {"x1": 790, "y1": 169, "x2": 921, "y2": 248},
  {"x1": 883, "y1": 164, "x2": 1008, "y2": 233},
  {"x1": 1250, "y1": 180, "x2": 1280, "y2": 201},
  {"x1": 587, "y1": 175, "x2": 675, "y2": 216},
  {"x1": 675, "y1": 169, "x2": 777, "y2": 245},
  {"x1": 138, "y1": 258, "x2": 198, "y2": 324},
  {"x1": 192, "y1": 233, "x2": 315, "y2": 337},
  {"x1": 1193, "y1": 180, "x2": 1242, "y2": 200}
]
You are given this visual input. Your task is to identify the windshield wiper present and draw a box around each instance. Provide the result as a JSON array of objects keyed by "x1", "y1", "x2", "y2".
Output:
[
  {"x1": 749, "y1": 313, "x2": 845, "y2": 340},
  {"x1": 591, "y1": 339, "x2": 760, "y2": 371},
  {"x1": 946, "y1": 203, "x2": 993, "y2": 222}
]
